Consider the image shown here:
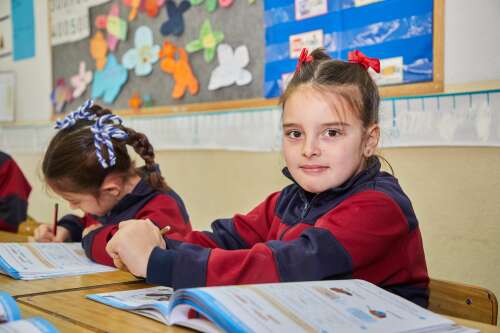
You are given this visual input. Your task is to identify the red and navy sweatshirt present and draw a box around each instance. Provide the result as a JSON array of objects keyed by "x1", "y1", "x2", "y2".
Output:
[
  {"x1": 57, "y1": 178, "x2": 192, "y2": 266},
  {"x1": 147, "y1": 158, "x2": 430, "y2": 307},
  {"x1": 0, "y1": 151, "x2": 32, "y2": 232}
]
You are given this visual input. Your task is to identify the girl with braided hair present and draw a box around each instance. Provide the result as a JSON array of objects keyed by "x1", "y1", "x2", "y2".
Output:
[{"x1": 32, "y1": 100, "x2": 192, "y2": 267}]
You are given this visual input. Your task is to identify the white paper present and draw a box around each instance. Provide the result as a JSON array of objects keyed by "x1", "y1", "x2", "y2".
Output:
[
  {"x1": 196, "y1": 280, "x2": 453, "y2": 333},
  {"x1": 0, "y1": 72, "x2": 15, "y2": 122},
  {"x1": 208, "y1": 44, "x2": 252, "y2": 91},
  {"x1": 289, "y1": 29, "x2": 324, "y2": 58},
  {"x1": 0, "y1": 243, "x2": 116, "y2": 280},
  {"x1": 49, "y1": 0, "x2": 110, "y2": 46}
]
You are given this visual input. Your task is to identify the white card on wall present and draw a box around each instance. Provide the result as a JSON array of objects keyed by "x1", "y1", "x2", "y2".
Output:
[{"x1": 0, "y1": 72, "x2": 15, "y2": 122}]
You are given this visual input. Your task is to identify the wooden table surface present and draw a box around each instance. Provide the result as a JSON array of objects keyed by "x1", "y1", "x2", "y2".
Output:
[
  {"x1": 1, "y1": 270, "x2": 141, "y2": 297},
  {"x1": 19, "y1": 303, "x2": 95, "y2": 333},
  {"x1": 17, "y1": 283, "x2": 194, "y2": 333},
  {"x1": 0, "y1": 230, "x2": 28, "y2": 242}
]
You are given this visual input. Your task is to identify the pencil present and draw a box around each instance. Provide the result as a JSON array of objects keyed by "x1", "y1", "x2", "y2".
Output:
[
  {"x1": 160, "y1": 225, "x2": 171, "y2": 235},
  {"x1": 52, "y1": 203, "x2": 59, "y2": 237}
]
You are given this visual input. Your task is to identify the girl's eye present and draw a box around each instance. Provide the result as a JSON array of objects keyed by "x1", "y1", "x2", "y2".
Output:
[
  {"x1": 286, "y1": 130, "x2": 302, "y2": 139},
  {"x1": 324, "y1": 129, "x2": 341, "y2": 137}
]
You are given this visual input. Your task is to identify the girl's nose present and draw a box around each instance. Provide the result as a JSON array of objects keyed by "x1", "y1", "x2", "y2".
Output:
[{"x1": 302, "y1": 137, "x2": 321, "y2": 158}]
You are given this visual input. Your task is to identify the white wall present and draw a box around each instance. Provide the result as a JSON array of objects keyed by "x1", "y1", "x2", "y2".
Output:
[
  {"x1": 0, "y1": 0, "x2": 52, "y2": 122},
  {"x1": 444, "y1": 0, "x2": 500, "y2": 85},
  {"x1": 0, "y1": 0, "x2": 499, "y2": 122}
]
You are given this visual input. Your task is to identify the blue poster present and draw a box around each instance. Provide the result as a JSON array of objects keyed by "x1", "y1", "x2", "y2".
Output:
[
  {"x1": 11, "y1": 0, "x2": 35, "y2": 61},
  {"x1": 264, "y1": 0, "x2": 434, "y2": 98}
]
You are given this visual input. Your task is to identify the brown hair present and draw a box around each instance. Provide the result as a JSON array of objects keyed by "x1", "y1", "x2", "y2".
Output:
[
  {"x1": 42, "y1": 104, "x2": 169, "y2": 194},
  {"x1": 280, "y1": 48, "x2": 379, "y2": 128}
]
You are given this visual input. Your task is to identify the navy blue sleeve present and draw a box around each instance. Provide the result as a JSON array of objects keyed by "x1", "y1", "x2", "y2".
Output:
[{"x1": 57, "y1": 214, "x2": 84, "y2": 242}]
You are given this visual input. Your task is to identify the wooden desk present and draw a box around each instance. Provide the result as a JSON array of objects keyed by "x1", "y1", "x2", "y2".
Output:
[
  {"x1": 19, "y1": 303, "x2": 94, "y2": 333},
  {"x1": 0, "y1": 230, "x2": 28, "y2": 242},
  {"x1": 17, "y1": 283, "x2": 500, "y2": 333},
  {"x1": 1, "y1": 270, "x2": 141, "y2": 297},
  {"x1": 18, "y1": 284, "x2": 193, "y2": 333}
]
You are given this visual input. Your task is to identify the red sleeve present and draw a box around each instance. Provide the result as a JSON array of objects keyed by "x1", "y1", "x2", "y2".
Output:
[
  {"x1": 0, "y1": 156, "x2": 32, "y2": 231},
  {"x1": 86, "y1": 194, "x2": 191, "y2": 266},
  {"x1": 205, "y1": 191, "x2": 410, "y2": 286},
  {"x1": 179, "y1": 191, "x2": 280, "y2": 249}
]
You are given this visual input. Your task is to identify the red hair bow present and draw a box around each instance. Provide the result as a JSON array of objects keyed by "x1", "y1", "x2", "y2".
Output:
[
  {"x1": 296, "y1": 48, "x2": 313, "y2": 73},
  {"x1": 348, "y1": 50, "x2": 380, "y2": 73}
]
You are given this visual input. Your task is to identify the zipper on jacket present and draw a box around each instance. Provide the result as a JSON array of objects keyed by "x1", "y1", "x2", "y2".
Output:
[{"x1": 279, "y1": 194, "x2": 319, "y2": 240}]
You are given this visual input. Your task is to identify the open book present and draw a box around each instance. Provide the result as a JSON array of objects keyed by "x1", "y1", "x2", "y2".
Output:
[
  {"x1": 0, "y1": 243, "x2": 115, "y2": 280},
  {"x1": 87, "y1": 279, "x2": 478, "y2": 333},
  {"x1": 0, "y1": 291, "x2": 59, "y2": 333}
]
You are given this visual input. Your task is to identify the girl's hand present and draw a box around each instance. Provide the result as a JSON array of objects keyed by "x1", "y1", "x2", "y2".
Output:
[
  {"x1": 29, "y1": 224, "x2": 70, "y2": 242},
  {"x1": 82, "y1": 223, "x2": 102, "y2": 238},
  {"x1": 106, "y1": 219, "x2": 166, "y2": 277}
]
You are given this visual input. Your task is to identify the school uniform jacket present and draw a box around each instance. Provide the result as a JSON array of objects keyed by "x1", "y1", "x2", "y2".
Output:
[
  {"x1": 147, "y1": 158, "x2": 430, "y2": 307},
  {"x1": 0, "y1": 152, "x2": 32, "y2": 232},
  {"x1": 57, "y1": 178, "x2": 192, "y2": 266}
]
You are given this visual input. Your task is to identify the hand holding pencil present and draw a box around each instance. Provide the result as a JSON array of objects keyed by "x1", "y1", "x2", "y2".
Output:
[{"x1": 106, "y1": 220, "x2": 171, "y2": 276}]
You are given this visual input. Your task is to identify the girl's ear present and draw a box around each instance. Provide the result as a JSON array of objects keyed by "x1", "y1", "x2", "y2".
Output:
[
  {"x1": 99, "y1": 174, "x2": 123, "y2": 198},
  {"x1": 363, "y1": 124, "x2": 380, "y2": 157}
]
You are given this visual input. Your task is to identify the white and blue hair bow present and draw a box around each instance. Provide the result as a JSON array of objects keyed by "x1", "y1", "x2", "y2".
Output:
[
  {"x1": 54, "y1": 99, "x2": 96, "y2": 130},
  {"x1": 91, "y1": 114, "x2": 128, "y2": 169}
]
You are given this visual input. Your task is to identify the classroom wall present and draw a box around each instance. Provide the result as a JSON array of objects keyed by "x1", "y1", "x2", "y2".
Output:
[{"x1": 3, "y1": 0, "x2": 500, "y2": 313}]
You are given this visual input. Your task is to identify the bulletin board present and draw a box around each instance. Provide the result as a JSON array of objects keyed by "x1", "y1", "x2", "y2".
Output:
[{"x1": 50, "y1": 0, "x2": 443, "y2": 117}]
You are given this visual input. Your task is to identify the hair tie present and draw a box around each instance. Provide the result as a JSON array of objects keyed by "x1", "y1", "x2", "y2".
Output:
[
  {"x1": 348, "y1": 50, "x2": 380, "y2": 73},
  {"x1": 54, "y1": 100, "x2": 95, "y2": 130},
  {"x1": 90, "y1": 114, "x2": 128, "y2": 169},
  {"x1": 295, "y1": 48, "x2": 313, "y2": 73}
]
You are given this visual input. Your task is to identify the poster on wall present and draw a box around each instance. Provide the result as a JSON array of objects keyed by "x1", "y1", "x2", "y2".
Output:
[
  {"x1": 49, "y1": 0, "x2": 110, "y2": 46},
  {"x1": 11, "y1": 0, "x2": 35, "y2": 60},
  {"x1": 0, "y1": 72, "x2": 15, "y2": 122},
  {"x1": 264, "y1": 0, "x2": 435, "y2": 98}
]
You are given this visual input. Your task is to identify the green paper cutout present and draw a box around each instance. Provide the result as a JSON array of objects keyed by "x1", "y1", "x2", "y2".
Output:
[
  {"x1": 186, "y1": 20, "x2": 224, "y2": 62},
  {"x1": 190, "y1": 0, "x2": 217, "y2": 13}
]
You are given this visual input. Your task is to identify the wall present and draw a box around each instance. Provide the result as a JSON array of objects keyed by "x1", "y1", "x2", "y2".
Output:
[
  {"x1": 0, "y1": 0, "x2": 52, "y2": 122},
  {"x1": 2, "y1": 0, "x2": 500, "y2": 312}
]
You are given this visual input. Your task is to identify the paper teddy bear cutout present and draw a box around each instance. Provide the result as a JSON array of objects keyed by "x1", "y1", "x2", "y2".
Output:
[
  {"x1": 70, "y1": 61, "x2": 93, "y2": 98},
  {"x1": 160, "y1": 0, "x2": 191, "y2": 37},
  {"x1": 159, "y1": 41, "x2": 199, "y2": 99},
  {"x1": 92, "y1": 54, "x2": 129, "y2": 104}
]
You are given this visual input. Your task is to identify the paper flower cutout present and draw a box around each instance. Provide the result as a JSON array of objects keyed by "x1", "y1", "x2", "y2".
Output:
[
  {"x1": 95, "y1": 4, "x2": 128, "y2": 51},
  {"x1": 51, "y1": 79, "x2": 73, "y2": 114},
  {"x1": 159, "y1": 40, "x2": 199, "y2": 99},
  {"x1": 160, "y1": 0, "x2": 191, "y2": 37},
  {"x1": 122, "y1": 26, "x2": 160, "y2": 76},
  {"x1": 70, "y1": 62, "x2": 93, "y2": 98},
  {"x1": 186, "y1": 19, "x2": 224, "y2": 63},
  {"x1": 219, "y1": 0, "x2": 233, "y2": 7},
  {"x1": 90, "y1": 31, "x2": 108, "y2": 70},
  {"x1": 208, "y1": 44, "x2": 252, "y2": 90},
  {"x1": 123, "y1": 0, "x2": 166, "y2": 21},
  {"x1": 190, "y1": 0, "x2": 217, "y2": 12},
  {"x1": 92, "y1": 54, "x2": 128, "y2": 104}
]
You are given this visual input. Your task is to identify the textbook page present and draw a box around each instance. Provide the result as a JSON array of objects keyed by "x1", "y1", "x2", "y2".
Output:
[
  {"x1": 87, "y1": 287, "x2": 221, "y2": 333},
  {"x1": 188, "y1": 280, "x2": 454, "y2": 333},
  {"x1": 0, "y1": 243, "x2": 115, "y2": 280},
  {"x1": 0, "y1": 317, "x2": 59, "y2": 333}
]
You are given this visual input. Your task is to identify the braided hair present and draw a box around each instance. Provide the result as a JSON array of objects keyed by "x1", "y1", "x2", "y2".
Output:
[{"x1": 43, "y1": 102, "x2": 169, "y2": 194}]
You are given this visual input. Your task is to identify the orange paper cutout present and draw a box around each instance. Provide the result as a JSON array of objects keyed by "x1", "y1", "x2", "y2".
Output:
[
  {"x1": 128, "y1": 91, "x2": 143, "y2": 109},
  {"x1": 90, "y1": 31, "x2": 108, "y2": 70},
  {"x1": 123, "y1": 0, "x2": 141, "y2": 21},
  {"x1": 159, "y1": 41, "x2": 199, "y2": 99}
]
